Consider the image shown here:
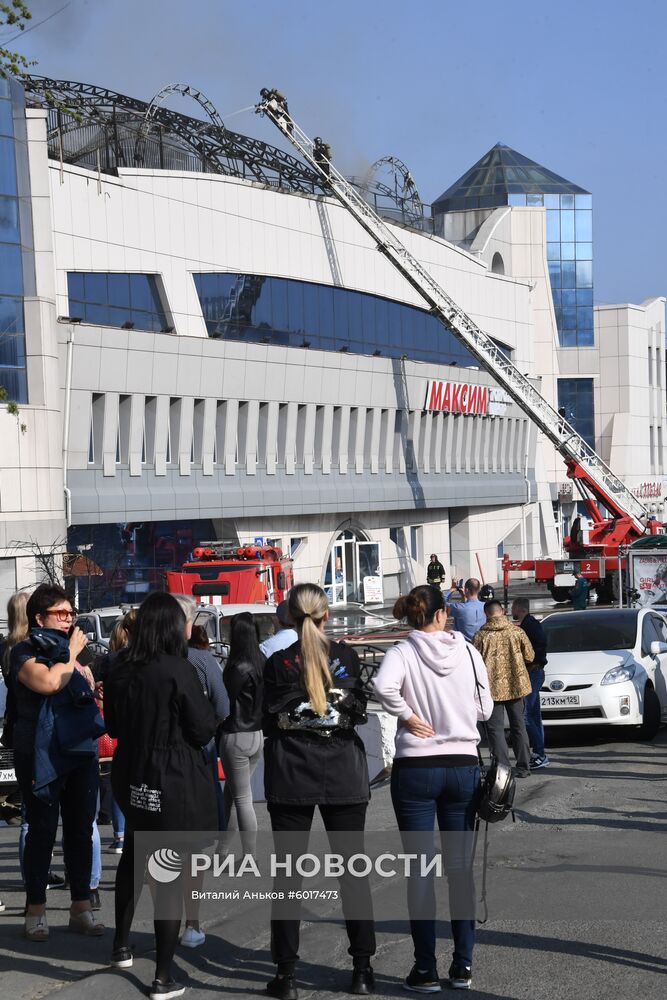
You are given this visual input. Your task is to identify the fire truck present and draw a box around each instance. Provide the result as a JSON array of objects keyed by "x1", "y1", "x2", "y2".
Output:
[
  {"x1": 165, "y1": 542, "x2": 293, "y2": 605},
  {"x1": 255, "y1": 91, "x2": 661, "y2": 604}
]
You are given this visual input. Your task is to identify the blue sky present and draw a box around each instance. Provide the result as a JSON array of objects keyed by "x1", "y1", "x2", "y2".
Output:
[{"x1": 10, "y1": 0, "x2": 667, "y2": 305}]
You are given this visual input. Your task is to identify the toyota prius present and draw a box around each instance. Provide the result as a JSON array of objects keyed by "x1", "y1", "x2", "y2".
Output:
[{"x1": 539, "y1": 608, "x2": 667, "y2": 740}]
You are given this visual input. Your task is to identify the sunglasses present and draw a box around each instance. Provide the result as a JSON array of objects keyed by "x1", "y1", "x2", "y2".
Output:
[{"x1": 45, "y1": 608, "x2": 77, "y2": 622}]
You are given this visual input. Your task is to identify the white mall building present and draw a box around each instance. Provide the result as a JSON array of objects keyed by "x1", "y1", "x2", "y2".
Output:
[{"x1": 0, "y1": 76, "x2": 664, "y2": 613}]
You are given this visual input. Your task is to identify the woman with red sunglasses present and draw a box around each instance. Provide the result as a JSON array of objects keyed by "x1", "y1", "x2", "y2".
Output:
[{"x1": 8, "y1": 583, "x2": 104, "y2": 942}]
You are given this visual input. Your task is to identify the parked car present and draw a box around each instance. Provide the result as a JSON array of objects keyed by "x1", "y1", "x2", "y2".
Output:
[
  {"x1": 75, "y1": 606, "x2": 136, "y2": 653},
  {"x1": 193, "y1": 603, "x2": 278, "y2": 662},
  {"x1": 540, "y1": 608, "x2": 667, "y2": 739}
]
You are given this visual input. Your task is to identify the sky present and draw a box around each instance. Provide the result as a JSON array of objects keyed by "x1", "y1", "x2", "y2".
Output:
[{"x1": 5, "y1": 0, "x2": 666, "y2": 306}]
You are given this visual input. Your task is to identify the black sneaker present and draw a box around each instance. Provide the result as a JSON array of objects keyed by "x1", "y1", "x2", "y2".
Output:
[
  {"x1": 403, "y1": 965, "x2": 441, "y2": 993},
  {"x1": 266, "y1": 974, "x2": 298, "y2": 1000},
  {"x1": 46, "y1": 871, "x2": 67, "y2": 890},
  {"x1": 447, "y1": 962, "x2": 472, "y2": 990},
  {"x1": 350, "y1": 965, "x2": 375, "y2": 994},
  {"x1": 110, "y1": 946, "x2": 133, "y2": 969},
  {"x1": 149, "y1": 980, "x2": 185, "y2": 1000}
]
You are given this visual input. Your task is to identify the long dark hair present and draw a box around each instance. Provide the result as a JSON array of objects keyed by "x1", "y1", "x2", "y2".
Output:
[
  {"x1": 125, "y1": 592, "x2": 187, "y2": 665},
  {"x1": 225, "y1": 612, "x2": 264, "y2": 679}
]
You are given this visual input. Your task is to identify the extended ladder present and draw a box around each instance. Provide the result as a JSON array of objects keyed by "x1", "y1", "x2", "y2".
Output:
[{"x1": 256, "y1": 92, "x2": 648, "y2": 532}]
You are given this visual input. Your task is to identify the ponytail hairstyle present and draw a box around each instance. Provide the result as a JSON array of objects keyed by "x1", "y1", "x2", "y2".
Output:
[
  {"x1": 109, "y1": 608, "x2": 138, "y2": 652},
  {"x1": 288, "y1": 583, "x2": 331, "y2": 716},
  {"x1": 393, "y1": 584, "x2": 445, "y2": 629}
]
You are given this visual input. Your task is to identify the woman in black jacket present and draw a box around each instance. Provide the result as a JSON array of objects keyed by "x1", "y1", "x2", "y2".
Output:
[
  {"x1": 263, "y1": 583, "x2": 375, "y2": 998},
  {"x1": 105, "y1": 593, "x2": 217, "y2": 1000}
]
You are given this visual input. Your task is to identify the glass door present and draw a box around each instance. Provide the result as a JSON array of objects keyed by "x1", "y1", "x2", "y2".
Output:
[
  {"x1": 356, "y1": 541, "x2": 383, "y2": 603},
  {"x1": 324, "y1": 541, "x2": 347, "y2": 605}
]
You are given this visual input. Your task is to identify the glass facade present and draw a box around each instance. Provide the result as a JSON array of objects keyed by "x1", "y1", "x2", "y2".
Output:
[
  {"x1": 67, "y1": 273, "x2": 169, "y2": 332},
  {"x1": 0, "y1": 77, "x2": 32, "y2": 403},
  {"x1": 432, "y1": 143, "x2": 594, "y2": 351},
  {"x1": 558, "y1": 378, "x2": 594, "y2": 448},
  {"x1": 67, "y1": 518, "x2": 215, "y2": 607},
  {"x1": 193, "y1": 272, "x2": 512, "y2": 365},
  {"x1": 509, "y1": 191, "x2": 594, "y2": 347}
]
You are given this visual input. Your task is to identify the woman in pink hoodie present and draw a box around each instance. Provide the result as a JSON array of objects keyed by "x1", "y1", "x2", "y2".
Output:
[{"x1": 373, "y1": 584, "x2": 493, "y2": 993}]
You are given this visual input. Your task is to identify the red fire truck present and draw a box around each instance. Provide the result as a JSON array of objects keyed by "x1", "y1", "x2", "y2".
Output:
[{"x1": 165, "y1": 543, "x2": 293, "y2": 605}]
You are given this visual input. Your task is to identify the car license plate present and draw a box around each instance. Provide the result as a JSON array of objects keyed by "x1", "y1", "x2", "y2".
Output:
[
  {"x1": 540, "y1": 694, "x2": 581, "y2": 708},
  {"x1": 0, "y1": 767, "x2": 16, "y2": 783}
]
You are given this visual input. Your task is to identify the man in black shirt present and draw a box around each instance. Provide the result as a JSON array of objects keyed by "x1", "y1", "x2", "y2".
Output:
[{"x1": 512, "y1": 598, "x2": 549, "y2": 769}]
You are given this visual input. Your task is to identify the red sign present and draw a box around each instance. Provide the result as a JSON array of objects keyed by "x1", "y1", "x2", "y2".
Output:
[
  {"x1": 632, "y1": 482, "x2": 662, "y2": 499},
  {"x1": 423, "y1": 380, "x2": 489, "y2": 415}
]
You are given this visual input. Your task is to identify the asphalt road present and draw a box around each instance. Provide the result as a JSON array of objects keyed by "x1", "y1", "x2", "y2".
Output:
[{"x1": 1, "y1": 722, "x2": 666, "y2": 1000}]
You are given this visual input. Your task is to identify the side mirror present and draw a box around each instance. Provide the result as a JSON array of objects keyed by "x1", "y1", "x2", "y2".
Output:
[
  {"x1": 86, "y1": 632, "x2": 96, "y2": 642},
  {"x1": 649, "y1": 641, "x2": 667, "y2": 656}
]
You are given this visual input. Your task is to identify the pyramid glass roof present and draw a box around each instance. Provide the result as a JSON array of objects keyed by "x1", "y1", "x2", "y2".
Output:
[{"x1": 433, "y1": 143, "x2": 589, "y2": 213}]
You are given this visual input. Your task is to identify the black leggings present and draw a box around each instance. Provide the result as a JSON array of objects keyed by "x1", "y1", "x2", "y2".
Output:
[{"x1": 114, "y1": 829, "x2": 181, "y2": 983}]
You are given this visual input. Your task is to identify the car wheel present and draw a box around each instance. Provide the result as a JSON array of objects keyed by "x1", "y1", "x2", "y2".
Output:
[{"x1": 639, "y1": 686, "x2": 661, "y2": 741}]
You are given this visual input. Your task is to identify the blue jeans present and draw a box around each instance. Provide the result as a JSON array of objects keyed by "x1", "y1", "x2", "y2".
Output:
[
  {"x1": 390, "y1": 763, "x2": 480, "y2": 971},
  {"x1": 524, "y1": 669, "x2": 545, "y2": 757},
  {"x1": 111, "y1": 797, "x2": 125, "y2": 838}
]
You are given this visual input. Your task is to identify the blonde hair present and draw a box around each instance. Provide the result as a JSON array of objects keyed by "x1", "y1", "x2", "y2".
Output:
[
  {"x1": 2, "y1": 590, "x2": 30, "y2": 674},
  {"x1": 288, "y1": 583, "x2": 331, "y2": 716},
  {"x1": 109, "y1": 608, "x2": 138, "y2": 652}
]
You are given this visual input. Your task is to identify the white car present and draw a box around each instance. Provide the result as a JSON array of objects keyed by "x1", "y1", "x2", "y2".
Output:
[
  {"x1": 540, "y1": 608, "x2": 667, "y2": 740},
  {"x1": 193, "y1": 603, "x2": 278, "y2": 661}
]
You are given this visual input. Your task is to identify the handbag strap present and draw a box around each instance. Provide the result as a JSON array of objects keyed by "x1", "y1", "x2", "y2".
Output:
[{"x1": 466, "y1": 644, "x2": 491, "y2": 774}]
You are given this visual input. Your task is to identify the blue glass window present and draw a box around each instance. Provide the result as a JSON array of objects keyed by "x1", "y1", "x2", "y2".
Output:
[
  {"x1": 576, "y1": 260, "x2": 593, "y2": 288},
  {"x1": 192, "y1": 272, "x2": 499, "y2": 366},
  {"x1": 0, "y1": 100, "x2": 13, "y2": 139},
  {"x1": 0, "y1": 243, "x2": 23, "y2": 295},
  {"x1": 560, "y1": 211, "x2": 575, "y2": 242},
  {"x1": 0, "y1": 195, "x2": 19, "y2": 242},
  {"x1": 67, "y1": 273, "x2": 168, "y2": 331},
  {"x1": 561, "y1": 242, "x2": 575, "y2": 260},
  {"x1": 560, "y1": 194, "x2": 575, "y2": 209},
  {"x1": 507, "y1": 193, "x2": 526, "y2": 206},
  {"x1": 575, "y1": 210, "x2": 592, "y2": 241},
  {"x1": 558, "y1": 378, "x2": 594, "y2": 447},
  {"x1": 0, "y1": 136, "x2": 17, "y2": 196},
  {"x1": 544, "y1": 194, "x2": 560, "y2": 209},
  {"x1": 0, "y1": 366, "x2": 27, "y2": 400},
  {"x1": 546, "y1": 210, "x2": 560, "y2": 241},
  {"x1": 575, "y1": 194, "x2": 593, "y2": 209},
  {"x1": 561, "y1": 261, "x2": 576, "y2": 289},
  {"x1": 575, "y1": 242, "x2": 592, "y2": 260}
]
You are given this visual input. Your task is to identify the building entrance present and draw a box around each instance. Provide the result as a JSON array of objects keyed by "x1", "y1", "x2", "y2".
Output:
[{"x1": 323, "y1": 530, "x2": 382, "y2": 606}]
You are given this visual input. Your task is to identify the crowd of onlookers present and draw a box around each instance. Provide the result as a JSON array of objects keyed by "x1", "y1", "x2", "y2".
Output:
[{"x1": 0, "y1": 572, "x2": 549, "y2": 998}]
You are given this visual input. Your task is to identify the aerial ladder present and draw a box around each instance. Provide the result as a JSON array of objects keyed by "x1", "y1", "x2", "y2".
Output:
[{"x1": 255, "y1": 90, "x2": 659, "y2": 601}]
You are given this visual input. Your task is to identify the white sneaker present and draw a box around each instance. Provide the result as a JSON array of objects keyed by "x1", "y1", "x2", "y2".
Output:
[{"x1": 180, "y1": 926, "x2": 205, "y2": 948}]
